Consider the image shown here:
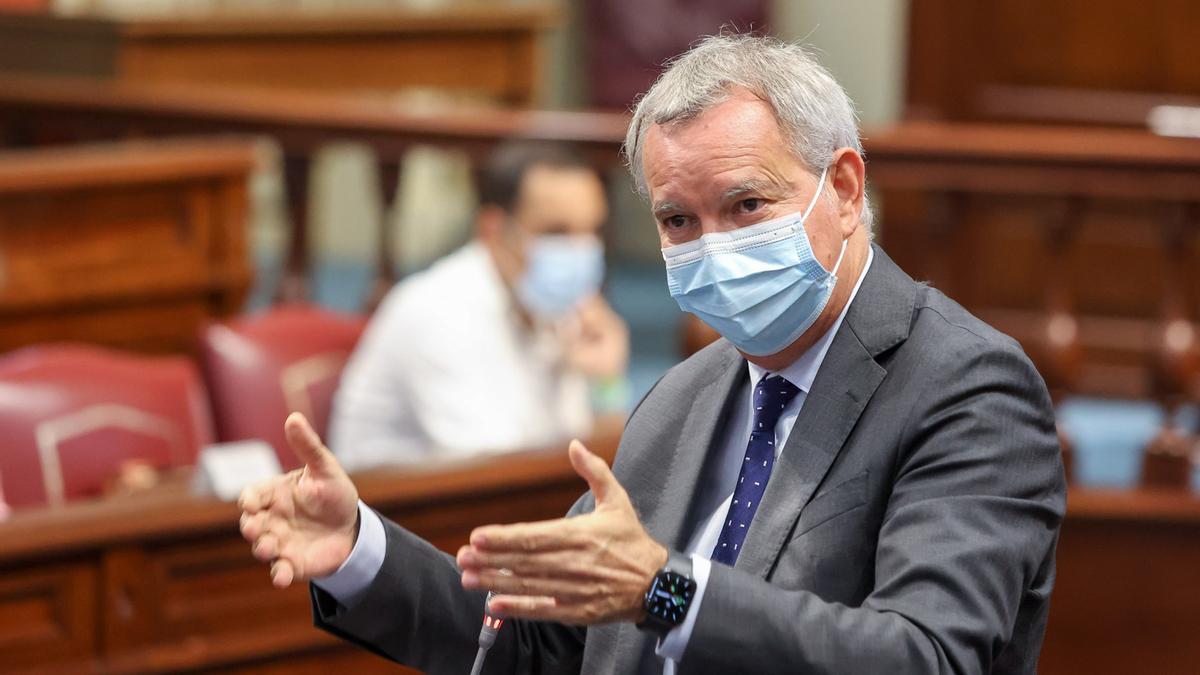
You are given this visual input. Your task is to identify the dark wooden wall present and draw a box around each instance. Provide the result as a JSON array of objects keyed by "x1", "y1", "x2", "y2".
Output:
[{"x1": 906, "y1": 0, "x2": 1200, "y2": 126}]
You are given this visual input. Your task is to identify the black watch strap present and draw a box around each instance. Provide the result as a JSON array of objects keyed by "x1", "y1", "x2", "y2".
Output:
[{"x1": 637, "y1": 550, "x2": 696, "y2": 638}]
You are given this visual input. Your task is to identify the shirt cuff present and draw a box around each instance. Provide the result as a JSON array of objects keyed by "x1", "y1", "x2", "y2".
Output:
[
  {"x1": 655, "y1": 554, "x2": 711, "y2": 663},
  {"x1": 311, "y1": 500, "x2": 386, "y2": 608}
]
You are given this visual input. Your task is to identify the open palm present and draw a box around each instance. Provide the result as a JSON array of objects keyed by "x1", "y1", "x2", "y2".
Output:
[{"x1": 239, "y1": 413, "x2": 359, "y2": 588}]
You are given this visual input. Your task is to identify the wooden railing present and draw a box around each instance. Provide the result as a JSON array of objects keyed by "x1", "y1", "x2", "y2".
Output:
[
  {"x1": 866, "y1": 121, "x2": 1200, "y2": 485},
  {"x1": 0, "y1": 73, "x2": 630, "y2": 306}
]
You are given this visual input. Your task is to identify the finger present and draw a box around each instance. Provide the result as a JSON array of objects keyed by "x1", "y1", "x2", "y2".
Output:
[
  {"x1": 568, "y1": 440, "x2": 623, "y2": 507},
  {"x1": 486, "y1": 594, "x2": 572, "y2": 623},
  {"x1": 238, "y1": 481, "x2": 276, "y2": 514},
  {"x1": 284, "y1": 412, "x2": 339, "y2": 477},
  {"x1": 461, "y1": 569, "x2": 590, "y2": 601},
  {"x1": 240, "y1": 511, "x2": 269, "y2": 541},
  {"x1": 470, "y1": 518, "x2": 582, "y2": 553},
  {"x1": 270, "y1": 558, "x2": 295, "y2": 588},
  {"x1": 457, "y1": 547, "x2": 592, "y2": 580},
  {"x1": 238, "y1": 486, "x2": 258, "y2": 513},
  {"x1": 253, "y1": 533, "x2": 280, "y2": 562}
]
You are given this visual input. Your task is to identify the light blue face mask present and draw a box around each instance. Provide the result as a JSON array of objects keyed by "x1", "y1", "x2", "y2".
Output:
[
  {"x1": 662, "y1": 169, "x2": 846, "y2": 356},
  {"x1": 516, "y1": 235, "x2": 605, "y2": 319}
]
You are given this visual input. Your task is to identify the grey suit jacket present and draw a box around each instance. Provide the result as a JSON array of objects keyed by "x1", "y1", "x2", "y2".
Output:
[{"x1": 312, "y1": 245, "x2": 1067, "y2": 675}]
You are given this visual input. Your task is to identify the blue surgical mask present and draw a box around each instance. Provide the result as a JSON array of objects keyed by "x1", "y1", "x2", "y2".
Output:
[
  {"x1": 516, "y1": 235, "x2": 605, "y2": 319},
  {"x1": 662, "y1": 169, "x2": 845, "y2": 356}
]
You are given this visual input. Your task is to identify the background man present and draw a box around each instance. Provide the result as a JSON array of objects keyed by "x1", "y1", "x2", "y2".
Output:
[
  {"x1": 240, "y1": 35, "x2": 1065, "y2": 674},
  {"x1": 329, "y1": 142, "x2": 629, "y2": 471}
]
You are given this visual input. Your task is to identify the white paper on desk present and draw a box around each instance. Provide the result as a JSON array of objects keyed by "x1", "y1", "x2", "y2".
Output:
[{"x1": 191, "y1": 440, "x2": 282, "y2": 502}]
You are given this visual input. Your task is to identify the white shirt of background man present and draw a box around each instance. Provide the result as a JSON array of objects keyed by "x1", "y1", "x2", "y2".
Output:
[{"x1": 328, "y1": 241, "x2": 593, "y2": 472}]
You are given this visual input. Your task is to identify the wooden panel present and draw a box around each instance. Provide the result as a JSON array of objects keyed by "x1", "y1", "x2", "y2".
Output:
[
  {"x1": 0, "y1": 5, "x2": 558, "y2": 105},
  {"x1": 0, "y1": 559, "x2": 97, "y2": 671},
  {"x1": 907, "y1": 0, "x2": 1200, "y2": 125},
  {"x1": 1041, "y1": 490, "x2": 1200, "y2": 674},
  {"x1": 0, "y1": 140, "x2": 254, "y2": 355},
  {"x1": 119, "y1": 33, "x2": 537, "y2": 104},
  {"x1": 0, "y1": 185, "x2": 212, "y2": 306}
]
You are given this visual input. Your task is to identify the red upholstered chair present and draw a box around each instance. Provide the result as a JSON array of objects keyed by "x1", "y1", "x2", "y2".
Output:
[
  {"x1": 0, "y1": 345, "x2": 215, "y2": 509},
  {"x1": 200, "y1": 305, "x2": 367, "y2": 470}
]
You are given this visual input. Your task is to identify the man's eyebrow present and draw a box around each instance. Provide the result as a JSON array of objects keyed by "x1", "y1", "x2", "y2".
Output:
[
  {"x1": 652, "y1": 200, "x2": 688, "y2": 217},
  {"x1": 722, "y1": 178, "x2": 787, "y2": 201}
]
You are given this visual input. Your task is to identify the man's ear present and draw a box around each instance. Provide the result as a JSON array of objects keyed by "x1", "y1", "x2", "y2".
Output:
[
  {"x1": 476, "y1": 205, "x2": 507, "y2": 239},
  {"x1": 829, "y1": 148, "x2": 866, "y2": 237}
]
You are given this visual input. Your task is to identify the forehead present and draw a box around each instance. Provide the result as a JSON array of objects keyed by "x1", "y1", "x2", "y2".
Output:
[
  {"x1": 515, "y1": 165, "x2": 606, "y2": 219},
  {"x1": 641, "y1": 91, "x2": 799, "y2": 195}
]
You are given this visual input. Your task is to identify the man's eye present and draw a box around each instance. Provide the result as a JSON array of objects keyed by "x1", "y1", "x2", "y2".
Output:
[
  {"x1": 737, "y1": 198, "x2": 764, "y2": 213},
  {"x1": 663, "y1": 215, "x2": 689, "y2": 229}
]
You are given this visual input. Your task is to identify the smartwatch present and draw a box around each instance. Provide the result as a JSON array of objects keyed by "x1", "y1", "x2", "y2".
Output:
[{"x1": 637, "y1": 550, "x2": 696, "y2": 638}]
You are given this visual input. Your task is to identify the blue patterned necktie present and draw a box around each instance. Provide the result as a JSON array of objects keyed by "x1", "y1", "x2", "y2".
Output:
[{"x1": 712, "y1": 374, "x2": 801, "y2": 566}]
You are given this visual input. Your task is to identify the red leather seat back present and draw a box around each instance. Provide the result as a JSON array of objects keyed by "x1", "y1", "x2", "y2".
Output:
[
  {"x1": 200, "y1": 305, "x2": 367, "y2": 470},
  {"x1": 0, "y1": 345, "x2": 215, "y2": 508}
]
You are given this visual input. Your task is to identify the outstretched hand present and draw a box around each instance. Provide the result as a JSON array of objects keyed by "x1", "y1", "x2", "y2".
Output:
[
  {"x1": 456, "y1": 440, "x2": 667, "y2": 624},
  {"x1": 238, "y1": 413, "x2": 360, "y2": 588}
]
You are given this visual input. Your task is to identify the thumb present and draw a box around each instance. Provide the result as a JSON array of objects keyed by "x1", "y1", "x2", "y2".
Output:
[
  {"x1": 284, "y1": 412, "x2": 339, "y2": 477},
  {"x1": 568, "y1": 439, "x2": 624, "y2": 508}
]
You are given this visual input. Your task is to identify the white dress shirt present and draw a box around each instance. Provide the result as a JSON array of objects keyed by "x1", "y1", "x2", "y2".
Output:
[
  {"x1": 316, "y1": 247, "x2": 874, "y2": 672},
  {"x1": 329, "y1": 241, "x2": 593, "y2": 472}
]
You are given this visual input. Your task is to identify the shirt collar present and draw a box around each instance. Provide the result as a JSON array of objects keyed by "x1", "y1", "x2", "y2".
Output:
[{"x1": 746, "y1": 246, "x2": 874, "y2": 392}]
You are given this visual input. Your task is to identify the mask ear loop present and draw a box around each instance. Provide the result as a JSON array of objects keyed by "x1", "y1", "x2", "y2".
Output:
[
  {"x1": 801, "y1": 167, "x2": 848, "y2": 278},
  {"x1": 829, "y1": 237, "x2": 849, "y2": 278},
  {"x1": 799, "y1": 167, "x2": 829, "y2": 223}
]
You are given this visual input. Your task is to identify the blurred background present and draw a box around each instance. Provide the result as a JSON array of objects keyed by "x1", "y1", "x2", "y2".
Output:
[{"x1": 0, "y1": 0, "x2": 1197, "y2": 673}]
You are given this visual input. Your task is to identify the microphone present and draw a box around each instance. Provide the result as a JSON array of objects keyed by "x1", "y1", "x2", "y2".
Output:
[{"x1": 469, "y1": 590, "x2": 505, "y2": 675}]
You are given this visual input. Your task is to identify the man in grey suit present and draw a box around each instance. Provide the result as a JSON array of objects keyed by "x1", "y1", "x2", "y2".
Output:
[{"x1": 239, "y1": 34, "x2": 1065, "y2": 674}]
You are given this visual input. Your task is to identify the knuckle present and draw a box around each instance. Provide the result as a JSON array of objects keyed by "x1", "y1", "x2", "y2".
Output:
[{"x1": 583, "y1": 604, "x2": 602, "y2": 623}]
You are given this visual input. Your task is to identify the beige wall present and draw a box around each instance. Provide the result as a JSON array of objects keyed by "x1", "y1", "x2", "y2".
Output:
[{"x1": 770, "y1": 0, "x2": 909, "y2": 127}]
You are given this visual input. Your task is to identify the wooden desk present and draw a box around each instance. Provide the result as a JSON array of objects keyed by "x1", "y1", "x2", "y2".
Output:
[
  {"x1": 1041, "y1": 489, "x2": 1200, "y2": 674},
  {"x1": 0, "y1": 421, "x2": 620, "y2": 674},
  {"x1": 0, "y1": 3, "x2": 558, "y2": 105},
  {"x1": 1, "y1": 414, "x2": 1196, "y2": 674},
  {"x1": 0, "y1": 139, "x2": 254, "y2": 355}
]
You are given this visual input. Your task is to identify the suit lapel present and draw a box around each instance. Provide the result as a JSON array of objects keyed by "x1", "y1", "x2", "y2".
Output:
[
  {"x1": 658, "y1": 354, "x2": 745, "y2": 549},
  {"x1": 607, "y1": 343, "x2": 746, "y2": 674},
  {"x1": 736, "y1": 245, "x2": 916, "y2": 580}
]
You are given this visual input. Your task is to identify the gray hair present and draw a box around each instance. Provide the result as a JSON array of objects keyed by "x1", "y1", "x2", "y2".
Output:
[{"x1": 624, "y1": 33, "x2": 873, "y2": 229}]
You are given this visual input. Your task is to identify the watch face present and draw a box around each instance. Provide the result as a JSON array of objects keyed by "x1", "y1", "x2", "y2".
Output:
[{"x1": 646, "y1": 571, "x2": 696, "y2": 625}]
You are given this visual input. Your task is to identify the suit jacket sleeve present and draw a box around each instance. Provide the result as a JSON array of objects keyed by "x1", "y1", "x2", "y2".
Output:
[
  {"x1": 310, "y1": 494, "x2": 596, "y2": 675},
  {"x1": 681, "y1": 340, "x2": 1067, "y2": 674}
]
